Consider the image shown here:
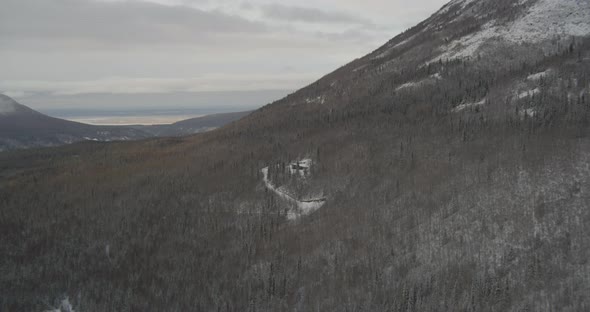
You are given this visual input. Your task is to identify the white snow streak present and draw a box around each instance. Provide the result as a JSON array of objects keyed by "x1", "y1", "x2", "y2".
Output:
[
  {"x1": 396, "y1": 74, "x2": 441, "y2": 91},
  {"x1": 452, "y1": 99, "x2": 486, "y2": 112},
  {"x1": 527, "y1": 69, "x2": 552, "y2": 81},
  {"x1": 396, "y1": 81, "x2": 421, "y2": 91}
]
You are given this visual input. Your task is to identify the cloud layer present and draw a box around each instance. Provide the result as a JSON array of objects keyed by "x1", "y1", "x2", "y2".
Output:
[{"x1": 0, "y1": 0, "x2": 448, "y2": 107}]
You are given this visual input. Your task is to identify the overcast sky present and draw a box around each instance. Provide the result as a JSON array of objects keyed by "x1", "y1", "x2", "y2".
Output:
[{"x1": 0, "y1": 0, "x2": 448, "y2": 111}]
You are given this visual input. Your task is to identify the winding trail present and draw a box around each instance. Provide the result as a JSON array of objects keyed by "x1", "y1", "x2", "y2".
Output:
[{"x1": 261, "y1": 167, "x2": 326, "y2": 220}]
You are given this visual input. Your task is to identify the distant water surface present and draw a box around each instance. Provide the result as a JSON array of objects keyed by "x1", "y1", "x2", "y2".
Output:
[
  {"x1": 40, "y1": 108, "x2": 242, "y2": 126},
  {"x1": 65, "y1": 115, "x2": 206, "y2": 126}
]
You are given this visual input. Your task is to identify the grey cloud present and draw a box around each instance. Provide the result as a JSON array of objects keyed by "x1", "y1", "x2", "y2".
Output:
[
  {"x1": 0, "y1": 73, "x2": 321, "y2": 96},
  {"x1": 313, "y1": 28, "x2": 380, "y2": 43},
  {"x1": 0, "y1": 0, "x2": 268, "y2": 46},
  {"x1": 260, "y1": 3, "x2": 374, "y2": 26},
  {"x1": 0, "y1": 0, "x2": 449, "y2": 105},
  {"x1": 17, "y1": 90, "x2": 294, "y2": 112}
]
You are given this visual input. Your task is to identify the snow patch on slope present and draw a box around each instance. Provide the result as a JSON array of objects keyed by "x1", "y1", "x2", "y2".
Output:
[
  {"x1": 452, "y1": 99, "x2": 486, "y2": 112},
  {"x1": 509, "y1": 0, "x2": 590, "y2": 41},
  {"x1": 518, "y1": 88, "x2": 540, "y2": 99},
  {"x1": 396, "y1": 81, "x2": 422, "y2": 91},
  {"x1": 527, "y1": 69, "x2": 552, "y2": 81},
  {"x1": 305, "y1": 96, "x2": 325, "y2": 105},
  {"x1": 396, "y1": 74, "x2": 441, "y2": 91}
]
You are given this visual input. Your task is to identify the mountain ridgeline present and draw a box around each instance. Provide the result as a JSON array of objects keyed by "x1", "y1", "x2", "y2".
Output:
[
  {"x1": 0, "y1": 94, "x2": 151, "y2": 151},
  {"x1": 132, "y1": 111, "x2": 252, "y2": 137},
  {"x1": 2, "y1": 0, "x2": 590, "y2": 311},
  {"x1": 0, "y1": 94, "x2": 250, "y2": 151}
]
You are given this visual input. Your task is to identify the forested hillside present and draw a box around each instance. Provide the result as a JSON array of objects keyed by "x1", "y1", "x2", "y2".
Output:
[{"x1": 2, "y1": 0, "x2": 590, "y2": 311}]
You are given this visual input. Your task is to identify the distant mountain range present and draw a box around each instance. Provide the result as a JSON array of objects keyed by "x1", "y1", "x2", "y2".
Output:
[{"x1": 0, "y1": 93, "x2": 250, "y2": 152}]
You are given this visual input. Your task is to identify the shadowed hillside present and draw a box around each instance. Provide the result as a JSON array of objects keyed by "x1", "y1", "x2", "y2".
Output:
[{"x1": 132, "y1": 111, "x2": 252, "y2": 137}]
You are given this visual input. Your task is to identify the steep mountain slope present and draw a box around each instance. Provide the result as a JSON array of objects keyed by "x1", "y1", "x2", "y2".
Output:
[
  {"x1": 2, "y1": 0, "x2": 590, "y2": 311},
  {"x1": 265, "y1": 0, "x2": 590, "y2": 120},
  {"x1": 0, "y1": 93, "x2": 35, "y2": 115},
  {"x1": 135, "y1": 111, "x2": 252, "y2": 137},
  {"x1": 0, "y1": 94, "x2": 151, "y2": 151}
]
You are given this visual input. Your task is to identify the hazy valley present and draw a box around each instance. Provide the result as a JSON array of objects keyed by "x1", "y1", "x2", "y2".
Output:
[{"x1": 0, "y1": 94, "x2": 250, "y2": 152}]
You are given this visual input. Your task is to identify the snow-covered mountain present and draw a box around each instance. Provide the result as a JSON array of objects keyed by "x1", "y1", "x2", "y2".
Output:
[
  {"x1": 262, "y1": 0, "x2": 590, "y2": 120},
  {"x1": 374, "y1": 0, "x2": 590, "y2": 61},
  {"x1": 431, "y1": 0, "x2": 590, "y2": 60}
]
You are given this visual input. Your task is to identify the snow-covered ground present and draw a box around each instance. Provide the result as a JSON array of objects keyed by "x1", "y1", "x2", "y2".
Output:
[
  {"x1": 261, "y1": 160, "x2": 326, "y2": 220},
  {"x1": 509, "y1": 0, "x2": 590, "y2": 42},
  {"x1": 436, "y1": 0, "x2": 590, "y2": 61}
]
